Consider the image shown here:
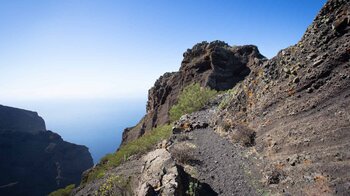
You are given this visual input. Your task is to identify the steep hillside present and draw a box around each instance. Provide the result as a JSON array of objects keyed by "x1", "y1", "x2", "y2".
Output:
[
  {"x1": 214, "y1": 0, "x2": 350, "y2": 194},
  {"x1": 0, "y1": 105, "x2": 93, "y2": 196},
  {"x1": 75, "y1": 0, "x2": 349, "y2": 195}
]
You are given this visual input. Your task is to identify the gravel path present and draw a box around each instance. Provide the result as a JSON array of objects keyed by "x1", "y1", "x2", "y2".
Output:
[{"x1": 186, "y1": 109, "x2": 258, "y2": 196}]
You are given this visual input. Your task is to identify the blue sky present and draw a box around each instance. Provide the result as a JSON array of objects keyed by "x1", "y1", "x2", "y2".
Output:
[{"x1": 0, "y1": 0, "x2": 327, "y2": 101}]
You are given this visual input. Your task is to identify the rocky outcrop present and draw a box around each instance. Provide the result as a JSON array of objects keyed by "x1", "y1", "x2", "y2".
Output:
[
  {"x1": 75, "y1": 139, "x2": 217, "y2": 196},
  {"x1": 74, "y1": 148, "x2": 183, "y2": 196},
  {"x1": 122, "y1": 42, "x2": 266, "y2": 145},
  {"x1": 137, "y1": 149, "x2": 181, "y2": 196},
  {"x1": 0, "y1": 105, "x2": 93, "y2": 196},
  {"x1": 172, "y1": 114, "x2": 209, "y2": 133}
]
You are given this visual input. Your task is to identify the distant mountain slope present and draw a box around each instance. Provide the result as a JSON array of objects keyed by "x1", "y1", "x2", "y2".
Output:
[
  {"x1": 0, "y1": 105, "x2": 93, "y2": 196},
  {"x1": 0, "y1": 105, "x2": 46, "y2": 134}
]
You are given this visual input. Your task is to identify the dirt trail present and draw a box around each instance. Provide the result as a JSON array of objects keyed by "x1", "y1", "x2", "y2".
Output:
[{"x1": 185, "y1": 109, "x2": 260, "y2": 196}]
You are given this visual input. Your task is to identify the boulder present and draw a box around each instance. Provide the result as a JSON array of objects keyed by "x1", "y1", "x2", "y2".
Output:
[{"x1": 137, "y1": 149, "x2": 181, "y2": 196}]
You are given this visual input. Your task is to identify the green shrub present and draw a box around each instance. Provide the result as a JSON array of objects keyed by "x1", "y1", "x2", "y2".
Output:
[
  {"x1": 95, "y1": 175, "x2": 130, "y2": 196},
  {"x1": 85, "y1": 124, "x2": 172, "y2": 183},
  {"x1": 49, "y1": 184, "x2": 75, "y2": 196},
  {"x1": 171, "y1": 144, "x2": 195, "y2": 164},
  {"x1": 169, "y1": 83, "x2": 217, "y2": 121},
  {"x1": 186, "y1": 180, "x2": 201, "y2": 196},
  {"x1": 218, "y1": 84, "x2": 241, "y2": 110}
]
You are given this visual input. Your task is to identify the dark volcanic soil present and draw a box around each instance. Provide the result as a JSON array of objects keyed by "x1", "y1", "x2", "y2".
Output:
[
  {"x1": 191, "y1": 127, "x2": 258, "y2": 196},
  {"x1": 171, "y1": 108, "x2": 263, "y2": 196}
]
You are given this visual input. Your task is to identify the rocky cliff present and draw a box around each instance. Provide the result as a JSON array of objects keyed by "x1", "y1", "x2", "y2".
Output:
[
  {"x1": 122, "y1": 42, "x2": 266, "y2": 145},
  {"x1": 76, "y1": 0, "x2": 350, "y2": 195},
  {"x1": 0, "y1": 105, "x2": 93, "y2": 196}
]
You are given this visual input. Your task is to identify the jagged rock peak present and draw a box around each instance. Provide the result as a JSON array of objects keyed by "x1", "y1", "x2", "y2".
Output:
[
  {"x1": 182, "y1": 40, "x2": 229, "y2": 58},
  {"x1": 123, "y1": 41, "x2": 266, "y2": 145},
  {"x1": 180, "y1": 41, "x2": 266, "y2": 91},
  {"x1": 181, "y1": 40, "x2": 265, "y2": 72}
]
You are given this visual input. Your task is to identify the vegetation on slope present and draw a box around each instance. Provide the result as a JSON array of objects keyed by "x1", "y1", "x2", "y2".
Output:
[
  {"x1": 84, "y1": 83, "x2": 218, "y2": 184},
  {"x1": 218, "y1": 83, "x2": 242, "y2": 110},
  {"x1": 84, "y1": 124, "x2": 172, "y2": 183},
  {"x1": 170, "y1": 83, "x2": 218, "y2": 121},
  {"x1": 48, "y1": 184, "x2": 75, "y2": 196},
  {"x1": 95, "y1": 175, "x2": 131, "y2": 196}
]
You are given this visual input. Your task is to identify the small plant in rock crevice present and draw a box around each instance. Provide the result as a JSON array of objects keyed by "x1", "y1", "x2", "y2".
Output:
[
  {"x1": 94, "y1": 175, "x2": 130, "y2": 196},
  {"x1": 186, "y1": 180, "x2": 201, "y2": 196},
  {"x1": 171, "y1": 143, "x2": 197, "y2": 165},
  {"x1": 218, "y1": 84, "x2": 241, "y2": 110}
]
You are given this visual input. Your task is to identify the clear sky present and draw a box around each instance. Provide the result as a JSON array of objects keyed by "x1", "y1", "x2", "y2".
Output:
[{"x1": 0, "y1": 0, "x2": 327, "y2": 101}]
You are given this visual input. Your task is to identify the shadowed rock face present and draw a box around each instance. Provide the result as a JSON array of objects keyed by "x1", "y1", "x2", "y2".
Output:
[
  {"x1": 122, "y1": 41, "x2": 266, "y2": 145},
  {"x1": 0, "y1": 105, "x2": 93, "y2": 196},
  {"x1": 0, "y1": 105, "x2": 46, "y2": 134}
]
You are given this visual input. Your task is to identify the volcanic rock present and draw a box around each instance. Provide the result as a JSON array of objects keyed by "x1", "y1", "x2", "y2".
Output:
[{"x1": 122, "y1": 41, "x2": 266, "y2": 145}]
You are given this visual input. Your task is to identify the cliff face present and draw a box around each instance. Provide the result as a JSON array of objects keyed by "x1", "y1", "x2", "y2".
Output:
[
  {"x1": 0, "y1": 105, "x2": 46, "y2": 134},
  {"x1": 122, "y1": 42, "x2": 266, "y2": 145},
  {"x1": 0, "y1": 105, "x2": 93, "y2": 196}
]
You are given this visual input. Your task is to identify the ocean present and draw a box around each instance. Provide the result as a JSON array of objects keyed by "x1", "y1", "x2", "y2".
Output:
[{"x1": 1, "y1": 98, "x2": 146, "y2": 163}]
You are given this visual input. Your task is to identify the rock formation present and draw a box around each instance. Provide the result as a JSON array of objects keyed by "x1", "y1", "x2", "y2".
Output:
[
  {"x1": 77, "y1": 0, "x2": 350, "y2": 195},
  {"x1": 137, "y1": 149, "x2": 180, "y2": 196},
  {"x1": 0, "y1": 105, "x2": 93, "y2": 196},
  {"x1": 122, "y1": 42, "x2": 266, "y2": 145}
]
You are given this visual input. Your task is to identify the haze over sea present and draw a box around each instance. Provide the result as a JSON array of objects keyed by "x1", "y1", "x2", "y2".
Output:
[{"x1": 1, "y1": 98, "x2": 146, "y2": 163}]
